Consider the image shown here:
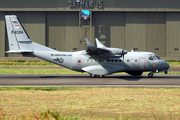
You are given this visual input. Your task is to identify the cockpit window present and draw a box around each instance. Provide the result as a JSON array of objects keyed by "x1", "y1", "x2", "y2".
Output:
[
  {"x1": 149, "y1": 56, "x2": 153, "y2": 60},
  {"x1": 153, "y1": 56, "x2": 157, "y2": 60},
  {"x1": 149, "y1": 54, "x2": 161, "y2": 60},
  {"x1": 155, "y1": 54, "x2": 161, "y2": 59}
]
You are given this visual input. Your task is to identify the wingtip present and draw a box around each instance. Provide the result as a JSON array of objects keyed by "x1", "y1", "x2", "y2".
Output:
[{"x1": 95, "y1": 38, "x2": 107, "y2": 48}]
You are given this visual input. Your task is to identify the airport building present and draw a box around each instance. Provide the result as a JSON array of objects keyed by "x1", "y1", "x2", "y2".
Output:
[{"x1": 0, "y1": 0, "x2": 180, "y2": 57}]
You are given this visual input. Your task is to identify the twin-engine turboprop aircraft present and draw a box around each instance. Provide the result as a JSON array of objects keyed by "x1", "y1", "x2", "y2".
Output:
[{"x1": 5, "y1": 15, "x2": 170, "y2": 78}]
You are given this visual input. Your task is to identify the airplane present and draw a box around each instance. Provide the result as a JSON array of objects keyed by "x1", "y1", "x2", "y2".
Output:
[{"x1": 5, "y1": 15, "x2": 170, "y2": 78}]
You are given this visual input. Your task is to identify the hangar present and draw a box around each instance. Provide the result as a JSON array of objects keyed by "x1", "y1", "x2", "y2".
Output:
[{"x1": 0, "y1": 0, "x2": 180, "y2": 57}]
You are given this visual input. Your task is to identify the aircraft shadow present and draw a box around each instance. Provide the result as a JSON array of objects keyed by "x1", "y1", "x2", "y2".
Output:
[{"x1": 0, "y1": 75, "x2": 179, "y2": 81}]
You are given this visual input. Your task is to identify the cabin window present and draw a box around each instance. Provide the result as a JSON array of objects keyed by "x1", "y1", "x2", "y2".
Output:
[
  {"x1": 131, "y1": 59, "x2": 133, "y2": 62},
  {"x1": 95, "y1": 60, "x2": 98, "y2": 62},
  {"x1": 119, "y1": 59, "x2": 122, "y2": 62},
  {"x1": 111, "y1": 59, "x2": 114, "y2": 62},
  {"x1": 127, "y1": 59, "x2": 129, "y2": 62},
  {"x1": 84, "y1": 59, "x2": 87, "y2": 62},
  {"x1": 115, "y1": 59, "x2": 118, "y2": 62},
  {"x1": 92, "y1": 59, "x2": 95, "y2": 62},
  {"x1": 107, "y1": 59, "x2": 110, "y2": 62},
  {"x1": 135, "y1": 59, "x2": 137, "y2": 62},
  {"x1": 104, "y1": 60, "x2": 106, "y2": 62},
  {"x1": 99, "y1": 60, "x2": 102, "y2": 62}
]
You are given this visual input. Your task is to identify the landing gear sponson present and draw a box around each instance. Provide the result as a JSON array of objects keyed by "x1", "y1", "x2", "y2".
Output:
[{"x1": 90, "y1": 74, "x2": 105, "y2": 78}]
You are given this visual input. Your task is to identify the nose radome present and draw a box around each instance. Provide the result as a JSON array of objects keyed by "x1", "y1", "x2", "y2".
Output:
[{"x1": 163, "y1": 62, "x2": 170, "y2": 70}]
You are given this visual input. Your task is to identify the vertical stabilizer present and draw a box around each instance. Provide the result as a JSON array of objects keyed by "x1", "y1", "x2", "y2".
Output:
[{"x1": 5, "y1": 15, "x2": 32, "y2": 53}]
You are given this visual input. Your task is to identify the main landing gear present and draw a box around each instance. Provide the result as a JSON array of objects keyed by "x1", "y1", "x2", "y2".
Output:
[{"x1": 90, "y1": 74, "x2": 105, "y2": 78}]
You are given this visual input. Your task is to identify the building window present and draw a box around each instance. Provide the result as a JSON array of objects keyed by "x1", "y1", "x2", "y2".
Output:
[
  {"x1": 73, "y1": 48, "x2": 77, "y2": 50},
  {"x1": 133, "y1": 48, "x2": 138, "y2": 51},
  {"x1": 155, "y1": 48, "x2": 159, "y2": 51},
  {"x1": 174, "y1": 48, "x2": 179, "y2": 51}
]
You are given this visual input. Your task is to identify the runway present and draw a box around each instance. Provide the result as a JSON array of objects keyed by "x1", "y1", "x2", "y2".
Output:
[{"x1": 0, "y1": 74, "x2": 180, "y2": 87}]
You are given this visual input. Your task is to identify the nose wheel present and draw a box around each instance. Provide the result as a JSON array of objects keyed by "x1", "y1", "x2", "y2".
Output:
[
  {"x1": 148, "y1": 70, "x2": 166, "y2": 78},
  {"x1": 148, "y1": 73, "x2": 153, "y2": 78}
]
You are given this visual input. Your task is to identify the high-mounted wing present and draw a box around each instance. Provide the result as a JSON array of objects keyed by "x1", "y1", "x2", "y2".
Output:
[{"x1": 85, "y1": 38, "x2": 128, "y2": 57}]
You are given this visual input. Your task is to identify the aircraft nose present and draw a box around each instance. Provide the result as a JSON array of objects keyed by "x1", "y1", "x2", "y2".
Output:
[{"x1": 163, "y1": 62, "x2": 170, "y2": 70}]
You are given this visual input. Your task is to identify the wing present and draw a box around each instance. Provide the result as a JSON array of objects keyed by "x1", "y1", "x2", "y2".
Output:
[{"x1": 85, "y1": 38, "x2": 110, "y2": 56}]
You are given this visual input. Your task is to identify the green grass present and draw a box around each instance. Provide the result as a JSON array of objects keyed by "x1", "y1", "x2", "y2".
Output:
[
  {"x1": 0, "y1": 68, "x2": 179, "y2": 74},
  {"x1": 167, "y1": 62, "x2": 180, "y2": 66},
  {"x1": 0, "y1": 87, "x2": 84, "y2": 91},
  {"x1": 0, "y1": 60, "x2": 58, "y2": 67}
]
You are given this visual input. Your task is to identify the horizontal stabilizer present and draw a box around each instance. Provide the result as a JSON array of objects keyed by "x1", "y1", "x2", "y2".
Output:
[{"x1": 6, "y1": 50, "x2": 34, "y2": 53}]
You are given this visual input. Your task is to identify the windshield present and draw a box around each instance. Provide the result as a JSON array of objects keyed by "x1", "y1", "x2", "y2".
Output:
[
  {"x1": 154, "y1": 54, "x2": 161, "y2": 59},
  {"x1": 148, "y1": 54, "x2": 161, "y2": 60}
]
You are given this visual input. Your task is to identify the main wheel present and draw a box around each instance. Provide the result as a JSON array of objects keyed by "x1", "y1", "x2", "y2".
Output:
[
  {"x1": 90, "y1": 74, "x2": 96, "y2": 78},
  {"x1": 98, "y1": 75, "x2": 105, "y2": 78},
  {"x1": 148, "y1": 73, "x2": 153, "y2": 78}
]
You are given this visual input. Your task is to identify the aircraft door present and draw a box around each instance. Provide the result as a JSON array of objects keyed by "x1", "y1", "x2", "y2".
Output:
[{"x1": 138, "y1": 58, "x2": 146, "y2": 69}]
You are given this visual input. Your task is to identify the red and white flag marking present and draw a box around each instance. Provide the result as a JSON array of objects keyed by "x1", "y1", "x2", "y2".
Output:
[{"x1": 15, "y1": 25, "x2": 19, "y2": 28}]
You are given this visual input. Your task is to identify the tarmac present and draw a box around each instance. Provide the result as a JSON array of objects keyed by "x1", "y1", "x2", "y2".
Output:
[{"x1": 0, "y1": 74, "x2": 179, "y2": 87}]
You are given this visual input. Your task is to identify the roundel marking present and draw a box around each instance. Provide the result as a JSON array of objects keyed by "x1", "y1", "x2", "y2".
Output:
[
  {"x1": 152, "y1": 63, "x2": 157, "y2": 69},
  {"x1": 76, "y1": 57, "x2": 82, "y2": 65}
]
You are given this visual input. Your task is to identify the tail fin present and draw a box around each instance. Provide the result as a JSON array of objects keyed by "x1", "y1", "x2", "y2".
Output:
[{"x1": 5, "y1": 15, "x2": 33, "y2": 53}]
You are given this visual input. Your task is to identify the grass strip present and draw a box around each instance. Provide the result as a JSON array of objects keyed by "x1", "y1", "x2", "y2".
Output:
[
  {"x1": 1, "y1": 87, "x2": 180, "y2": 119},
  {"x1": 0, "y1": 87, "x2": 85, "y2": 91},
  {"x1": 0, "y1": 68, "x2": 179, "y2": 74},
  {"x1": 0, "y1": 87, "x2": 179, "y2": 91}
]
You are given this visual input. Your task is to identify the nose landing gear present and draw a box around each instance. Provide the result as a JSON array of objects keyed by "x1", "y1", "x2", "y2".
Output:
[
  {"x1": 148, "y1": 73, "x2": 153, "y2": 78},
  {"x1": 148, "y1": 70, "x2": 166, "y2": 78}
]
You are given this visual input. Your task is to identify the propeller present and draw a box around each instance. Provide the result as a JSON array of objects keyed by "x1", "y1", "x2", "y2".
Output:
[{"x1": 122, "y1": 49, "x2": 128, "y2": 66}]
